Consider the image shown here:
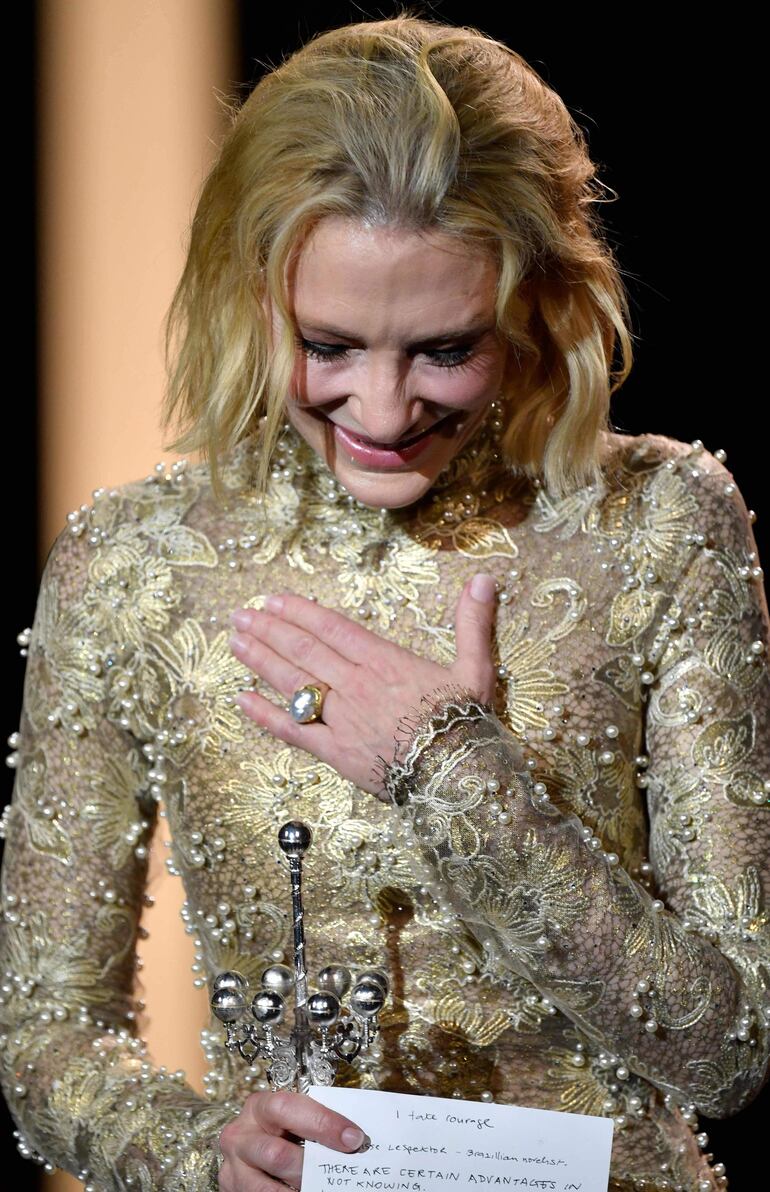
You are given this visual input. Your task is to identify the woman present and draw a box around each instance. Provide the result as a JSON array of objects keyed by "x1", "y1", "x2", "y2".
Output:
[{"x1": 1, "y1": 13, "x2": 767, "y2": 1192}]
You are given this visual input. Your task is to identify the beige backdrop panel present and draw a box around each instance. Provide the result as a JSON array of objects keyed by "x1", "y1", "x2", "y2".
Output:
[{"x1": 37, "y1": 2, "x2": 237, "y2": 1188}]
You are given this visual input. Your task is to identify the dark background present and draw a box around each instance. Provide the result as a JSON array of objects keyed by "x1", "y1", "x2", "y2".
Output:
[{"x1": 3, "y1": 2, "x2": 763, "y2": 1186}]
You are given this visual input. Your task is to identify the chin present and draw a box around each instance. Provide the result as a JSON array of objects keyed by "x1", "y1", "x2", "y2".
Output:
[
  {"x1": 331, "y1": 460, "x2": 439, "y2": 509},
  {"x1": 326, "y1": 425, "x2": 486, "y2": 509}
]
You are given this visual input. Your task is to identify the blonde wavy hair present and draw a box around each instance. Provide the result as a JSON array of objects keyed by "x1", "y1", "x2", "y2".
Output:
[{"x1": 161, "y1": 8, "x2": 634, "y2": 504}]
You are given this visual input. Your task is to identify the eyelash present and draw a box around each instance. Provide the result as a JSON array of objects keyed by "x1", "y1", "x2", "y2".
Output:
[{"x1": 295, "y1": 336, "x2": 475, "y2": 372}]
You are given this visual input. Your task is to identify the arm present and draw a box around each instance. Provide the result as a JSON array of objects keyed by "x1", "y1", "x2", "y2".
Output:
[
  {"x1": 0, "y1": 524, "x2": 233, "y2": 1189},
  {"x1": 379, "y1": 448, "x2": 770, "y2": 1119}
]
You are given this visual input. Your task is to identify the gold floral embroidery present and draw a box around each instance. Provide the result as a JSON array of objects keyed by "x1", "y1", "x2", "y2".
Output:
[
  {"x1": 414, "y1": 511, "x2": 521, "y2": 558},
  {"x1": 332, "y1": 533, "x2": 439, "y2": 630},
  {"x1": 228, "y1": 477, "x2": 317, "y2": 572},
  {"x1": 0, "y1": 911, "x2": 122, "y2": 1022},
  {"x1": 497, "y1": 610, "x2": 570, "y2": 733},
  {"x1": 80, "y1": 748, "x2": 151, "y2": 868},
  {"x1": 433, "y1": 992, "x2": 512, "y2": 1047},
  {"x1": 85, "y1": 539, "x2": 180, "y2": 643},
  {"x1": 12, "y1": 751, "x2": 73, "y2": 865},
  {"x1": 122, "y1": 620, "x2": 249, "y2": 761},
  {"x1": 647, "y1": 763, "x2": 713, "y2": 878},
  {"x1": 607, "y1": 587, "x2": 669, "y2": 648},
  {"x1": 222, "y1": 747, "x2": 352, "y2": 843},
  {"x1": 532, "y1": 485, "x2": 602, "y2": 540}
]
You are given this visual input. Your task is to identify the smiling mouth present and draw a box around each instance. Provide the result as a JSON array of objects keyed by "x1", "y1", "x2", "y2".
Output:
[{"x1": 329, "y1": 411, "x2": 458, "y2": 449}]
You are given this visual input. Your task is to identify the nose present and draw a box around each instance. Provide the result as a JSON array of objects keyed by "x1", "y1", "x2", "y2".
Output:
[{"x1": 347, "y1": 362, "x2": 425, "y2": 446}]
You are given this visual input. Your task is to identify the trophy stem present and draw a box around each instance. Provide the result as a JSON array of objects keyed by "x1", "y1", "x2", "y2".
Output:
[{"x1": 288, "y1": 852, "x2": 311, "y2": 1088}]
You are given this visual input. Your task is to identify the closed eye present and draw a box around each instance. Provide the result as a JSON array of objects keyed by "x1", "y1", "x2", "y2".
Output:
[{"x1": 295, "y1": 336, "x2": 475, "y2": 371}]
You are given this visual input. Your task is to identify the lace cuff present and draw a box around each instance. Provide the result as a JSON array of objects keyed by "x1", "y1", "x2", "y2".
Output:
[{"x1": 373, "y1": 681, "x2": 536, "y2": 807}]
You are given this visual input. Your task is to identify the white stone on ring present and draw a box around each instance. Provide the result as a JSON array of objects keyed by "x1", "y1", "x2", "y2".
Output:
[{"x1": 289, "y1": 684, "x2": 327, "y2": 724}]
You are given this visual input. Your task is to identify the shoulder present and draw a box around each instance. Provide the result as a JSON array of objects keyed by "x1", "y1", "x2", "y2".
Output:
[
  {"x1": 42, "y1": 451, "x2": 231, "y2": 583},
  {"x1": 600, "y1": 429, "x2": 759, "y2": 572},
  {"x1": 601, "y1": 428, "x2": 721, "y2": 476},
  {"x1": 602, "y1": 428, "x2": 749, "y2": 503},
  {"x1": 33, "y1": 453, "x2": 230, "y2": 693}
]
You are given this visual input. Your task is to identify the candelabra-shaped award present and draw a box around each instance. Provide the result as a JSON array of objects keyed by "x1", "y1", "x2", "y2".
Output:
[{"x1": 210, "y1": 821, "x2": 389, "y2": 1093}]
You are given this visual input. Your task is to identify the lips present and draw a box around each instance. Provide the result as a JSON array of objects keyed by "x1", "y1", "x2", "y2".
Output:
[{"x1": 334, "y1": 412, "x2": 455, "y2": 449}]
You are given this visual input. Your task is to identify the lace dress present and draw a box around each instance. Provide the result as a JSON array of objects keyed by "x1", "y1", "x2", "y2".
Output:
[{"x1": 0, "y1": 405, "x2": 768, "y2": 1190}]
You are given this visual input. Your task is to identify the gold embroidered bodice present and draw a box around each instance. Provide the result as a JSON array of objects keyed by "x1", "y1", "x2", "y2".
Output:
[{"x1": 1, "y1": 406, "x2": 768, "y2": 1191}]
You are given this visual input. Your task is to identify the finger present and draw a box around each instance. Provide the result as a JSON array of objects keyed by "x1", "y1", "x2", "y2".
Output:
[
  {"x1": 220, "y1": 1158, "x2": 281, "y2": 1192},
  {"x1": 232, "y1": 1134, "x2": 303, "y2": 1189},
  {"x1": 235, "y1": 689, "x2": 336, "y2": 761},
  {"x1": 252, "y1": 1088, "x2": 369, "y2": 1153},
  {"x1": 258, "y1": 592, "x2": 393, "y2": 666},
  {"x1": 454, "y1": 573, "x2": 498, "y2": 690},
  {"x1": 230, "y1": 628, "x2": 329, "y2": 702},
  {"x1": 219, "y1": 1119, "x2": 300, "y2": 1192},
  {"x1": 230, "y1": 609, "x2": 351, "y2": 689}
]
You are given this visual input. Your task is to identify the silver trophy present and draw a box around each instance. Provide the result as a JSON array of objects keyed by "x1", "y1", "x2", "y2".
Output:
[{"x1": 211, "y1": 821, "x2": 389, "y2": 1092}]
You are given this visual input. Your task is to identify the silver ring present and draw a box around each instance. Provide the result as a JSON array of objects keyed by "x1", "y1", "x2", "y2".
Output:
[{"x1": 288, "y1": 682, "x2": 329, "y2": 724}]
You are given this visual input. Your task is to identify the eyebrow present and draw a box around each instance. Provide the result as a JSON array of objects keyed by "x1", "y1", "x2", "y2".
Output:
[{"x1": 297, "y1": 319, "x2": 495, "y2": 348}]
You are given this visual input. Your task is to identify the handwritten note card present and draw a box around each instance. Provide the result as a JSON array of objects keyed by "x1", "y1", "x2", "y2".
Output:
[{"x1": 305, "y1": 1086, "x2": 613, "y2": 1190}]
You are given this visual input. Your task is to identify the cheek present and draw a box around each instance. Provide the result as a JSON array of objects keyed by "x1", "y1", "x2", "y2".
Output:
[
  {"x1": 289, "y1": 360, "x2": 340, "y2": 406},
  {"x1": 422, "y1": 362, "x2": 503, "y2": 410}
]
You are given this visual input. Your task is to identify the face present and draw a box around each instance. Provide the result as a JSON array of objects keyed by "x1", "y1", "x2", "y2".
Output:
[{"x1": 273, "y1": 217, "x2": 511, "y2": 509}]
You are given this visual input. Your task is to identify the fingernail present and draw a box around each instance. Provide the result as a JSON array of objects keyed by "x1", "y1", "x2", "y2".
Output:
[
  {"x1": 230, "y1": 609, "x2": 251, "y2": 630},
  {"x1": 341, "y1": 1126, "x2": 367, "y2": 1150},
  {"x1": 470, "y1": 573, "x2": 497, "y2": 602},
  {"x1": 265, "y1": 594, "x2": 284, "y2": 613}
]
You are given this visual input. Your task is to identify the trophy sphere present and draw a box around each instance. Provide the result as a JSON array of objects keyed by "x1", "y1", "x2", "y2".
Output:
[
  {"x1": 278, "y1": 821, "x2": 312, "y2": 857},
  {"x1": 307, "y1": 990, "x2": 341, "y2": 1028},
  {"x1": 252, "y1": 989, "x2": 285, "y2": 1025},
  {"x1": 317, "y1": 964, "x2": 352, "y2": 998},
  {"x1": 350, "y1": 979, "x2": 385, "y2": 1019},
  {"x1": 261, "y1": 963, "x2": 295, "y2": 996},
  {"x1": 356, "y1": 969, "x2": 389, "y2": 997},
  {"x1": 212, "y1": 970, "x2": 249, "y2": 994},
  {"x1": 211, "y1": 987, "x2": 248, "y2": 1024}
]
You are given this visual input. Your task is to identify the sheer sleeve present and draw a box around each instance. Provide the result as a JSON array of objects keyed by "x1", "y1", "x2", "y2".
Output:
[
  {"x1": 377, "y1": 448, "x2": 770, "y2": 1119},
  {"x1": 0, "y1": 523, "x2": 233, "y2": 1189}
]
